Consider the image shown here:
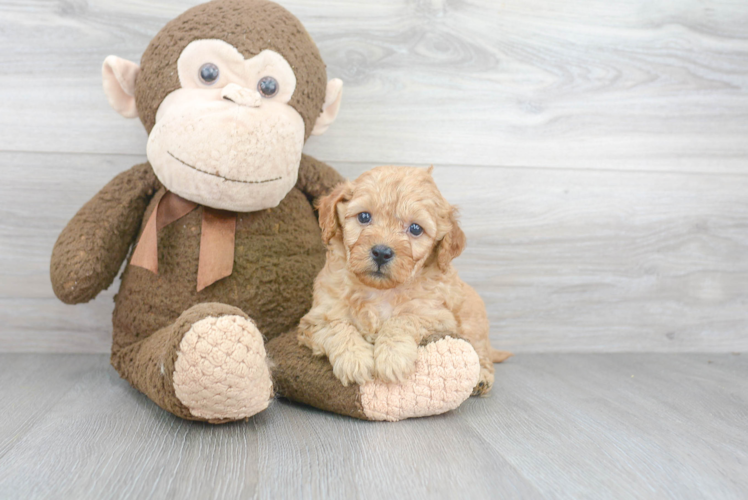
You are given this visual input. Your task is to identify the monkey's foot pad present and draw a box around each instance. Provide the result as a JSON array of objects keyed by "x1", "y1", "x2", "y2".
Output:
[
  {"x1": 360, "y1": 337, "x2": 480, "y2": 422},
  {"x1": 173, "y1": 315, "x2": 273, "y2": 422}
]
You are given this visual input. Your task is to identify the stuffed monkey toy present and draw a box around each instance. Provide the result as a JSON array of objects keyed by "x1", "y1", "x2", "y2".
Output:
[{"x1": 51, "y1": 0, "x2": 482, "y2": 423}]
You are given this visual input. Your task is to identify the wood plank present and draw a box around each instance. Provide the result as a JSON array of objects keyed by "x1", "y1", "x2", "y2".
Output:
[
  {"x1": 0, "y1": 353, "x2": 745, "y2": 498},
  {"x1": 0, "y1": 354, "x2": 537, "y2": 499},
  {"x1": 0, "y1": 354, "x2": 263, "y2": 499},
  {"x1": 462, "y1": 353, "x2": 748, "y2": 498},
  {"x1": 2, "y1": 152, "x2": 747, "y2": 353},
  {"x1": 0, "y1": 0, "x2": 747, "y2": 172},
  {"x1": 0, "y1": 354, "x2": 102, "y2": 458},
  {"x1": 0, "y1": 152, "x2": 137, "y2": 353},
  {"x1": 443, "y1": 166, "x2": 748, "y2": 353},
  {"x1": 254, "y1": 399, "x2": 541, "y2": 499}
]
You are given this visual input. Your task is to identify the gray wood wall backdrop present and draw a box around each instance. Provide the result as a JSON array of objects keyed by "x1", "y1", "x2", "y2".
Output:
[{"x1": 1, "y1": 0, "x2": 747, "y2": 353}]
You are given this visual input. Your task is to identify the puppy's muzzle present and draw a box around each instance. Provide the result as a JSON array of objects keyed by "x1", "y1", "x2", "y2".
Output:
[{"x1": 370, "y1": 245, "x2": 395, "y2": 268}]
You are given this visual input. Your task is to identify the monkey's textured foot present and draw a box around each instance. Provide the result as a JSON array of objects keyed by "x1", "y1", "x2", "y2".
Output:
[
  {"x1": 267, "y1": 332, "x2": 479, "y2": 422},
  {"x1": 359, "y1": 337, "x2": 480, "y2": 422},
  {"x1": 173, "y1": 314, "x2": 273, "y2": 422}
]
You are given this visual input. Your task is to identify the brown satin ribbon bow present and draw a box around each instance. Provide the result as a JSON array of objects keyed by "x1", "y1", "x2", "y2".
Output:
[{"x1": 130, "y1": 191, "x2": 237, "y2": 291}]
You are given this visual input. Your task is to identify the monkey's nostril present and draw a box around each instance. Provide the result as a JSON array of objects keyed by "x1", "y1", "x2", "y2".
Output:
[
  {"x1": 371, "y1": 245, "x2": 395, "y2": 266},
  {"x1": 223, "y1": 96, "x2": 235, "y2": 103}
]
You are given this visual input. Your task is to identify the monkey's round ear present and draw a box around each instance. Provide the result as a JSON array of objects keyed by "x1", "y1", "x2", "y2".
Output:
[
  {"x1": 311, "y1": 79, "x2": 343, "y2": 136},
  {"x1": 102, "y1": 56, "x2": 140, "y2": 119},
  {"x1": 316, "y1": 181, "x2": 352, "y2": 244}
]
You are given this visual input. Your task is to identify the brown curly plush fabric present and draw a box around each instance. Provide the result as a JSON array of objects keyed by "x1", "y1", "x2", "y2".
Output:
[
  {"x1": 115, "y1": 302, "x2": 249, "y2": 422},
  {"x1": 108, "y1": 154, "x2": 343, "y2": 349},
  {"x1": 50, "y1": 163, "x2": 160, "y2": 304},
  {"x1": 51, "y1": 154, "x2": 344, "y2": 421},
  {"x1": 267, "y1": 330, "x2": 368, "y2": 419},
  {"x1": 135, "y1": 0, "x2": 327, "y2": 138}
]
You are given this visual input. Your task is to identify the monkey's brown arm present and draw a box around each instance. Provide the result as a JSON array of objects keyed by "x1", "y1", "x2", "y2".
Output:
[
  {"x1": 296, "y1": 154, "x2": 346, "y2": 204},
  {"x1": 50, "y1": 162, "x2": 161, "y2": 304}
]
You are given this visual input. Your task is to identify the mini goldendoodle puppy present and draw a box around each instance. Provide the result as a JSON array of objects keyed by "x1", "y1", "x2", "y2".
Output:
[{"x1": 298, "y1": 166, "x2": 511, "y2": 395}]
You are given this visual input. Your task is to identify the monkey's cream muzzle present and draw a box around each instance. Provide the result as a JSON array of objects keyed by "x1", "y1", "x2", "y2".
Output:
[{"x1": 147, "y1": 95, "x2": 304, "y2": 212}]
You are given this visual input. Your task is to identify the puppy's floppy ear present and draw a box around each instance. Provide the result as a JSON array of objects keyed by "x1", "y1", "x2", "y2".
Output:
[
  {"x1": 436, "y1": 208, "x2": 466, "y2": 271},
  {"x1": 316, "y1": 181, "x2": 353, "y2": 244}
]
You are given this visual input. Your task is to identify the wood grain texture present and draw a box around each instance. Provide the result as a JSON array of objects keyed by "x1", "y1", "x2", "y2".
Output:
[
  {"x1": 2, "y1": 152, "x2": 747, "y2": 353},
  {"x1": 0, "y1": 0, "x2": 747, "y2": 353},
  {"x1": 0, "y1": 353, "x2": 746, "y2": 499},
  {"x1": 0, "y1": 354, "x2": 101, "y2": 458},
  {"x1": 466, "y1": 353, "x2": 748, "y2": 498},
  {"x1": 0, "y1": 0, "x2": 747, "y2": 172}
]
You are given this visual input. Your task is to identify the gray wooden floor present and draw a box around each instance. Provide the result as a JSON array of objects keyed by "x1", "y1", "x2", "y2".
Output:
[{"x1": 0, "y1": 353, "x2": 746, "y2": 499}]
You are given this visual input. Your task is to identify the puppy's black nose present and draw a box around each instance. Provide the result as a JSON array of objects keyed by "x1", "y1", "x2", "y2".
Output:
[{"x1": 371, "y1": 245, "x2": 395, "y2": 266}]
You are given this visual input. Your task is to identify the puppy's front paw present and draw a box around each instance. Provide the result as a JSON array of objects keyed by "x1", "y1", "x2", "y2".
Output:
[
  {"x1": 331, "y1": 345, "x2": 375, "y2": 386},
  {"x1": 374, "y1": 336, "x2": 418, "y2": 383},
  {"x1": 472, "y1": 366, "x2": 495, "y2": 396}
]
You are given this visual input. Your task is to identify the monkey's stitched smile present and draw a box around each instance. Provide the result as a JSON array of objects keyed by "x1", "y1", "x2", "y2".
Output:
[{"x1": 167, "y1": 151, "x2": 282, "y2": 184}]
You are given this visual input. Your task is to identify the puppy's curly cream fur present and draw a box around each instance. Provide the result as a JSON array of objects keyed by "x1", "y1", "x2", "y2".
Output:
[{"x1": 299, "y1": 166, "x2": 511, "y2": 394}]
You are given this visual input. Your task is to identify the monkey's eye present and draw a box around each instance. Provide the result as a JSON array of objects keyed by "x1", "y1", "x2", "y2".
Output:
[
  {"x1": 199, "y1": 63, "x2": 220, "y2": 85},
  {"x1": 357, "y1": 212, "x2": 372, "y2": 225},
  {"x1": 408, "y1": 223, "x2": 424, "y2": 237},
  {"x1": 258, "y1": 76, "x2": 279, "y2": 97}
]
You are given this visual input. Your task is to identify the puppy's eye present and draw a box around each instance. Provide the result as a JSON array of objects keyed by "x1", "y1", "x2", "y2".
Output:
[
  {"x1": 199, "y1": 63, "x2": 220, "y2": 85},
  {"x1": 357, "y1": 212, "x2": 372, "y2": 224},
  {"x1": 408, "y1": 223, "x2": 424, "y2": 237}
]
